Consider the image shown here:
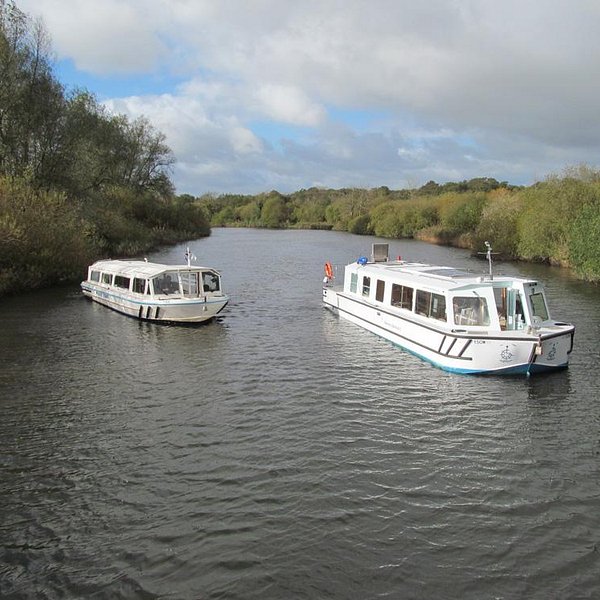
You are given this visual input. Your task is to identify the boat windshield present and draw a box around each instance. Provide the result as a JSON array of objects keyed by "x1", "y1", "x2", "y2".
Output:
[
  {"x1": 180, "y1": 271, "x2": 200, "y2": 297},
  {"x1": 529, "y1": 291, "x2": 549, "y2": 321},
  {"x1": 152, "y1": 271, "x2": 180, "y2": 295},
  {"x1": 202, "y1": 271, "x2": 220, "y2": 293}
]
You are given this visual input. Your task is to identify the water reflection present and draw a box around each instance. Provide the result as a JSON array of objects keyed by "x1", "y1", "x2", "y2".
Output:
[
  {"x1": 2, "y1": 229, "x2": 600, "y2": 600},
  {"x1": 526, "y1": 370, "x2": 572, "y2": 403}
]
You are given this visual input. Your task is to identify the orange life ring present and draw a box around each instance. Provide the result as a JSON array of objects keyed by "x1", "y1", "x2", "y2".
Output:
[{"x1": 324, "y1": 262, "x2": 334, "y2": 279}]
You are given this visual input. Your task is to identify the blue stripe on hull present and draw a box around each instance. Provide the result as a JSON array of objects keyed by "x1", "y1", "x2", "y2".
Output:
[
  {"x1": 391, "y1": 340, "x2": 568, "y2": 375},
  {"x1": 325, "y1": 301, "x2": 569, "y2": 377}
]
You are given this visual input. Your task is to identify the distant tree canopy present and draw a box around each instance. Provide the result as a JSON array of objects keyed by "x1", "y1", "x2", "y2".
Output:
[{"x1": 196, "y1": 171, "x2": 600, "y2": 282}]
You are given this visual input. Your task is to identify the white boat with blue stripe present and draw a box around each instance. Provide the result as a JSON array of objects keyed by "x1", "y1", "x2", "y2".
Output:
[
  {"x1": 322, "y1": 243, "x2": 574, "y2": 375},
  {"x1": 81, "y1": 248, "x2": 228, "y2": 324}
]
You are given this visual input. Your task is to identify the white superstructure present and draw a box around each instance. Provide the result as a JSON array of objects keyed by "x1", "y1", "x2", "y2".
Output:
[
  {"x1": 81, "y1": 252, "x2": 228, "y2": 324},
  {"x1": 322, "y1": 244, "x2": 574, "y2": 375}
]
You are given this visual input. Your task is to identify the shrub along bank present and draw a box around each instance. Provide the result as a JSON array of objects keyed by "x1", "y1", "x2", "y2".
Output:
[
  {"x1": 0, "y1": 177, "x2": 210, "y2": 295},
  {"x1": 198, "y1": 170, "x2": 600, "y2": 282}
]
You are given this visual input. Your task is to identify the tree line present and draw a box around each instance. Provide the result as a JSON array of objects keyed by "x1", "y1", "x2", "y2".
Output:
[
  {"x1": 3, "y1": 0, "x2": 599, "y2": 295},
  {"x1": 0, "y1": 0, "x2": 209, "y2": 295},
  {"x1": 198, "y1": 168, "x2": 600, "y2": 282}
]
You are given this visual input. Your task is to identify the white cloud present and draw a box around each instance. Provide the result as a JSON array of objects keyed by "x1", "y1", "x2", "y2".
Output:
[
  {"x1": 20, "y1": 0, "x2": 169, "y2": 74},
  {"x1": 17, "y1": 0, "x2": 600, "y2": 193},
  {"x1": 254, "y1": 84, "x2": 325, "y2": 126}
]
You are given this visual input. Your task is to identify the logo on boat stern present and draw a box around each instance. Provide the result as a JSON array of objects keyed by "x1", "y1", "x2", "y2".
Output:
[{"x1": 500, "y1": 346, "x2": 514, "y2": 362}]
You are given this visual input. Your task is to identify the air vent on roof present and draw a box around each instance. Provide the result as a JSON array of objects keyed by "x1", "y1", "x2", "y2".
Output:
[{"x1": 372, "y1": 243, "x2": 389, "y2": 262}]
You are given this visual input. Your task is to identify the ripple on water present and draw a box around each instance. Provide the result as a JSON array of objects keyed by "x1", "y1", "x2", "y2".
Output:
[{"x1": 1, "y1": 230, "x2": 600, "y2": 599}]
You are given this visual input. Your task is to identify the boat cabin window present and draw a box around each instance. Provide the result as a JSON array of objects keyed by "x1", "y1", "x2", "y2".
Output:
[
  {"x1": 391, "y1": 284, "x2": 413, "y2": 310},
  {"x1": 375, "y1": 280, "x2": 385, "y2": 302},
  {"x1": 362, "y1": 276, "x2": 371, "y2": 297},
  {"x1": 132, "y1": 278, "x2": 146, "y2": 294},
  {"x1": 113, "y1": 275, "x2": 130, "y2": 290},
  {"x1": 202, "y1": 271, "x2": 220, "y2": 293},
  {"x1": 453, "y1": 296, "x2": 490, "y2": 326},
  {"x1": 180, "y1": 272, "x2": 200, "y2": 297},
  {"x1": 416, "y1": 290, "x2": 447, "y2": 321},
  {"x1": 101, "y1": 273, "x2": 112, "y2": 285},
  {"x1": 90, "y1": 270, "x2": 100, "y2": 282},
  {"x1": 529, "y1": 292, "x2": 549, "y2": 321},
  {"x1": 153, "y1": 271, "x2": 180, "y2": 294},
  {"x1": 350, "y1": 273, "x2": 358, "y2": 293}
]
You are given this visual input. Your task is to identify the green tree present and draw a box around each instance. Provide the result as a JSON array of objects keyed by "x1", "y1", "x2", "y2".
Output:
[
  {"x1": 473, "y1": 189, "x2": 521, "y2": 257},
  {"x1": 237, "y1": 200, "x2": 261, "y2": 225},
  {"x1": 261, "y1": 192, "x2": 287, "y2": 228},
  {"x1": 516, "y1": 178, "x2": 595, "y2": 265},
  {"x1": 437, "y1": 192, "x2": 487, "y2": 238},
  {"x1": 569, "y1": 199, "x2": 600, "y2": 280}
]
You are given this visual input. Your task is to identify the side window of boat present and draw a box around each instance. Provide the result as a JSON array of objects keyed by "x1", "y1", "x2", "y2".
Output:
[
  {"x1": 375, "y1": 280, "x2": 385, "y2": 302},
  {"x1": 452, "y1": 296, "x2": 490, "y2": 326},
  {"x1": 391, "y1": 284, "x2": 413, "y2": 309},
  {"x1": 362, "y1": 276, "x2": 371, "y2": 296},
  {"x1": 152, "y1": 277, "x2": 162, "y2": 294},
  {"x1": 91, "y1": 270, "x2": 100, "y2": 282},
  {"x1": 113, "y1": 275, "x2": 130, "y2": 290},
  {"x1": 101, "y1": 273, "x2": 112, "y2": 285},
  {"x1": 416, "y1": 290, "x2": 429, "y2": 316},
  {"x1": 133, "y1": 278, "x2": 146, "y2": 294},
  {"x1": 202, "y1": 272, "x2": 220, "y2": 292},
  {"x1": 350, "y1": 273, "x2": 358, "y2": 293},
  {"x1": 416, "y1": 290, "x2": 447, "y2": 321},
  {"x1": 430, "y1": 293, "x2": 446, "y2": 321}
]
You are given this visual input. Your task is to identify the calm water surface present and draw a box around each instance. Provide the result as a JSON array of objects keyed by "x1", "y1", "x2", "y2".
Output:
[{"x1": 1, "y1": 228, "x2": 599, "y2": 599}]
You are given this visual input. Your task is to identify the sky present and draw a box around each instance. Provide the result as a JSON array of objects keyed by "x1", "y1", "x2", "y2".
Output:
[{"x1": 18, "y1": 0, "x2": 600, "y2": 195}]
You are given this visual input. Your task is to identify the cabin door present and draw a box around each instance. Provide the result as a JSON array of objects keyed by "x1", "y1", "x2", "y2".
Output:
[{"x1": 505, "y1": 289, "x2": 525, "y2": 330}]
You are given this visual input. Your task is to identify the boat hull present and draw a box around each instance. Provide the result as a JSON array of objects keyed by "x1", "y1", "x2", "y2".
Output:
[
  {"x1": 323, "y1": 287, "x2": 574, "y2": 375},
  {"x1": 81, "y1": 282, "x2": 228, "y2": 323}
]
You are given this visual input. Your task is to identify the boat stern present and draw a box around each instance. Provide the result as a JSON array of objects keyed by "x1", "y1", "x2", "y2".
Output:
[{"x1": 322, "y1": 285, "x2": 340, "y2": 312}]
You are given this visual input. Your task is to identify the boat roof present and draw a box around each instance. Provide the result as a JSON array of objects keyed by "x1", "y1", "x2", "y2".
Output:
[
  {"x1": 89, "y1": 259, "x2": 217, "y2": 278},
  {"x1": 350, "y1": 260, "x2": 537, "y2": 292}
]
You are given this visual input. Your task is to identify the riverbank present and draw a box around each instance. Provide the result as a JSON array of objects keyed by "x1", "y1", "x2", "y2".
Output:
[
  {"x1": 0, "y1": 177, "x2": 211, "y2": 297},
  {"x1": 199, "y1": 170, "x2": 600, "y2": 282}
]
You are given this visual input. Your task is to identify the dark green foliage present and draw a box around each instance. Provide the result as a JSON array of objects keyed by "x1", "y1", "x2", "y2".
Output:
[
  {"x1": 417, "y1": 177, "x2": 511, "y2": 196},
  {"x1": 516, "y1": 177, "x2": 597, "y2": 264},
  {"x1": 0, "y1": 1, "x2": 203, "y2": 295},
  {"x1": 200, "y1": 168, "x2": 600, "y2": 280},
  {"x1": 0, "y1": 175, "x2": 96, "y2": 294},
  {"x1": 370, "y1": 198, "x2": 438, "y2": 238},
  {"x1": 348, "y1": 213, "x2": 372, "y2": 235},
  {"x1": 260, "y1": 192, "x2": 287, "y2": 228},
  {"x1": 437, "y1": 192, "x2": 488, "y2": 237},
  {"x1": 473, "y1": 190, "x2": 522, "y2": 258},
  {"x1": 569, "y1": 200, "x2": 600, "y2": 281}
]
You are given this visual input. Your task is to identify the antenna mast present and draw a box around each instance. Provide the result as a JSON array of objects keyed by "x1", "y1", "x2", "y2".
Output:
[{"x1": 478, "y1": 241, "x2": 498, "y2": 280}]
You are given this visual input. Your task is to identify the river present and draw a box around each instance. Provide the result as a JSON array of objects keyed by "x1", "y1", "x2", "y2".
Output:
[{"x1": 1, "y1": 227, "x2": 599, "y2": 599}]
